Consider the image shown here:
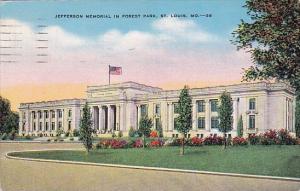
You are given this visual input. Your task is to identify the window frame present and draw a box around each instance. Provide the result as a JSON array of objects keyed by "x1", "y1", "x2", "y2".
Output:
[
  {"x1": 210, "y1": 99, "x2": 218, "y2": 112},
  {"x1": 197, "y1": 117, "x2": 205, "y2": 129},
  {"x1": 197, "y1": 100, "x2": 205, "y2": 113}
]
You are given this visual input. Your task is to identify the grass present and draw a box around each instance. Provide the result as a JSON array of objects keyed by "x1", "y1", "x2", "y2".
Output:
[{"x1": 9, "y1": 145, "x2": 300, "y2": 178}]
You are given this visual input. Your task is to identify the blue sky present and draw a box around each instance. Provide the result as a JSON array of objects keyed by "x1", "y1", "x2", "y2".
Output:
[
  {"x1": 1, "y1": 0, "x2": 248, "y2": 39},
  {"x1": 1, "y1": 0, "x2": 254, "y2": 110}
]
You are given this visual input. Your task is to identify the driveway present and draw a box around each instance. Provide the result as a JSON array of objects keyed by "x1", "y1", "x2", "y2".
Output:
[{"x1": 0, "y1": 142, "x2": 299, "y2": 191}]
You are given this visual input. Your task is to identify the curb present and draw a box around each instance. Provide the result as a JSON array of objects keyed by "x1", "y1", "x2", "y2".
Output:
[{"x1": 5, "y1": 149, "x2": 300, "y2": 182}]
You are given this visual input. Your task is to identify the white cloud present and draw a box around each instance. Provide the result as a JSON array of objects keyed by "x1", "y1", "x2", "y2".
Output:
[
  {"x1": 152, "y1": 17, "x2": 220, "y2": 43},
  {"x1": 0, "y1": 18, "x2": 250, "y2": 88},
  {"x1": 45, "y1": 26, "x2": 86, "y2": 47}
]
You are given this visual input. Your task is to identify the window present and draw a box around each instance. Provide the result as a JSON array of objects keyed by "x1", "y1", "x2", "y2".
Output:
[
  {"x1": 249, "y1": 115, "x2": 255, "y2": 129},
  {"x1": 39, "y1": 122, "x2": 42, "y2": 131},
  {"x1": 33, "y1": 122, "x2": 36, "y2": 131},
  {"x1": 173, "y1": 103, "x2": 180, "y2": 114},
  {"x1": 197, "y1": 100, "x2": 205, "y2": 112},
  {"x1": 140, "y1": 105, "x2": 148, "y2": 117},
  {"x1": 45, "y1": 122, "x2": 49, "y2": 131},
  {"x1": 68, "y1": 121, "x2": 71, "y2": 130},
  {"x1": 51, "y1": 122, "x2": 55, "y2": 131},
  {"x1": 155, "y1": 104, "x2": 160, "y2": 115},
  {"x1": 210, "y1": 100, "x2": 218, "y2": 112},
  {"x1": 198, "y1": 117, "x2": 205, "y2": 129},
  {"x1": 51, "y1": 111, "x2": 55, "y2": 118},
  {"x1": 45, "y1": 111, "x2": 48, "y2": 119},
  {"x1": 68, "y1": 109, "x2": 72, "y2": 117},
  {"x1": 38, "y1": 111, "x2": 42, "y2": 119},
  {"x1": 211, "y1": 117, "x2": 219, "y2": 129},
  {"x1": 58, "y1": 110, "x2": 62, "y2": 118},
  {"x1": 33, "y1": 111, "x2": 36, "y2": 119},
  {"x1": 249, "y1": 98, "x2": 256, "y2": 110},
  {"x1": 58, "y1": 121, "x2": 62, "y2": 129}
]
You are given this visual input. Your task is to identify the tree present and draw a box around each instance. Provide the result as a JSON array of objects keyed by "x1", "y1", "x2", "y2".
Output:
[
  {"x1": 79, "y1": 103, "x2": 93, "y2": 153},
  {"x1": 156, "y1": 119, "x2": 163, "y2": 138},
  {"x1": 296, "y1": 92, "x2": 300, "y2": 137},
  {"x1": 232, "y1": 0, "x2": 300, "y2": 91},
  {"x1": 237, "y1": 115, "x2": 243, "y2": 137},
  {"x1": 3, "y1": 112, "x2": 19, "y2": 134},
  {"x1": 218, "y1": 91, "x2": 233, "y2": 149},
  {"x1": 0, "y1": 96, "x2": 19, "y2": 134},
  {"x1": 177, "y1": 85, "x2": 192, "y2": 155},
  {"x1": 139, "y1": 115, "x2": 152, "y2": 148}
]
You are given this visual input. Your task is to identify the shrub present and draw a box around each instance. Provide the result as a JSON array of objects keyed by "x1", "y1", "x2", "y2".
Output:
[
  {"x1": 59, "y1": 139, "x2": 64, "y2": 142},
  {"x1": 150, "y1": 139, "x2": 164, "y2": 147},
  {"x1": 47, "y1": 139, "x2": 51, "y2": 142},
  {"x1": 118, "y1": 131, "x2": 123, "y2": 138},
  {"x1": 72, "y1": 129, "x2": 80, "y2": 137},
  {"x1": 112, "y1": 132, "x2": 117, "y2": 138},
  {"x1": 110, "y1": 139, "x2": 128, "y2": 149},
  {"x1": 97, "y1": 139, "x2": 111, "y2": 149},
  {"x1": 132, "y1": 139, "x2": 143, "y2": 148},
  {"x1": 188, "y1": 137, "x2": 204, "y2": 146},
  {"x1": 53, "y1": 138, "x2": 58, "y2": 142},
  {"x1": 25, "y1": 134, "x2": 31, "y2": 140},
  {"x1": 232, "y1": 137, "x2": 248, "y2": 146},
  {"x1": 260, "y1": 130, "x2": 279, "y2": 145},
  {"x1": 203, "y1": 135, "x2": 224, "y2": 145},
  {"x1": 150, "y1": 130, "x2": 158, "y2": 138},
  {"x1": 56, "y1": 129, "x2": 64, "y2": 137},
  {"x1": 248, "y1": 134, "x2": 260, "y2": 145},
  {"x1": 1, "y1": 133, "x2": 7, "y2": 140},
  {"x1": 156, "y1": 121, "x2": 163, "y2": 137},
  {"x1": 38, "y1": 133, "x2": 43, "y2": 137},
  {"x1": 277, "y1": 129, "x2": 297, "y2": 145},
  {"x1": 70, "y1": 137, "x2": 74, "y2": 141},
  {"x1": 128, "y1": 127, "x2": 135, "y2": 137},
  {"x1": 65, "y1": 131, "x2": 71, "y2": 137}
]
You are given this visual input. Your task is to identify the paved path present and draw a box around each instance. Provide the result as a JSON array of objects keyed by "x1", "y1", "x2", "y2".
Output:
[{"x1": 0, "y1": 143, "x2": 299, "y2": 191}]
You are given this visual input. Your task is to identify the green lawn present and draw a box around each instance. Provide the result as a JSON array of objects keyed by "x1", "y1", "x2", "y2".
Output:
[{"x1": 9, "y1": 145, "x2": 300, "y2": 178}]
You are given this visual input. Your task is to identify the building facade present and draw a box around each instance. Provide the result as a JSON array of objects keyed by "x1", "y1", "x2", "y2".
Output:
[{"x1": 19, "y1": 81, "x2": 296, "y2": 137}]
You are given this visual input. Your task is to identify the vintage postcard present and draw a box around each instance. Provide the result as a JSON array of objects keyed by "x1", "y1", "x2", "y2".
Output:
[{"x1": 0, "y1": 1, "x2": 299, "y2": 191}]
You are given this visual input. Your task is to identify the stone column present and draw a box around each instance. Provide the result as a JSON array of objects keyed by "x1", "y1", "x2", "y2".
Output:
[
  {"x1": 37, "y1": 111, "x2": 40, "y2": 132},
  {"x1": 55, "y1": 110, "x2": 58, "y2": 131},
  {"x1": 62, "y1": 109, "x2": 65, "y2": 131},
  {"x1": 30, "y1": 111, "x2": 33, "y2": 133},
  {"x1": 205, "y1": 99, "x2": 210, "y2": 131},
  {"x1": 119, "y1": 103, "x2": 125, "y2": 131},
  {"x1": 42, "y1": 111, "x2": 45, "y2": 132},
  {"x1": 107, "y1": 105, "x2": 111, "y2": 132},
  {"x1": 116, "y1": 104, "x2": 120, "y2": 131},
  {"x1": 168, "y1": 103, "x2": 173, "y2": 131},
  {"x1": 137, "y1": 105, "x2": 141, "y2": 129},
  {"x1": 232, "y1": 98, "x2": 238, "y2": 131},
  {"x1": 98, "y1": 106, "x2": 103, "y2": 132},
  {"x1": 192, "y1": 100, "x2": 197, "y2": 130}
]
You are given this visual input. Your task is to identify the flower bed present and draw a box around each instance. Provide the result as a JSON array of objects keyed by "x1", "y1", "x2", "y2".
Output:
[
  {"x1": 203, "y1": 135, "x2": 224, "y2": 145},
  {"x1": 149, "y1": 139, "x2": 164, "y2": 147},
  {"x1": 188, "y1": 137, "x2": 203, "y2": 146},
  {"x1": 232, "y1": 137, "x2": 247, "y2": 146}
]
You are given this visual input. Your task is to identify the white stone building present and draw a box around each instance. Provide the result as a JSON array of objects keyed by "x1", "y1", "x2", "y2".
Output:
[{"x1": 19, "y1": 81, "x2": 296, "y2": 138}]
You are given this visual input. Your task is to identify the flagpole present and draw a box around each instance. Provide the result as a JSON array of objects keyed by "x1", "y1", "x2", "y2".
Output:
[{"x1": 108, "y1": 65, "x2": 110, "y2": 85}]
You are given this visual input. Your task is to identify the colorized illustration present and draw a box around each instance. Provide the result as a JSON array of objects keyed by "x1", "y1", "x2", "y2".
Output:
[{"x1": 0, "y1": 1, "x2": 299, "y2": 191}]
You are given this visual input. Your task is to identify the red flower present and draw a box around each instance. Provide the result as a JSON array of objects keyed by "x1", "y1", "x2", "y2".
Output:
[{"x1": 150, "y1": 131, "x2": 158, "y2": 138}]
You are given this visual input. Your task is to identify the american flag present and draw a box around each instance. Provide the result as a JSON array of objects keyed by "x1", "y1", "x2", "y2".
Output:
[{"x1": 109, "y1": 66, "x2": 122, "y2": 75}]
